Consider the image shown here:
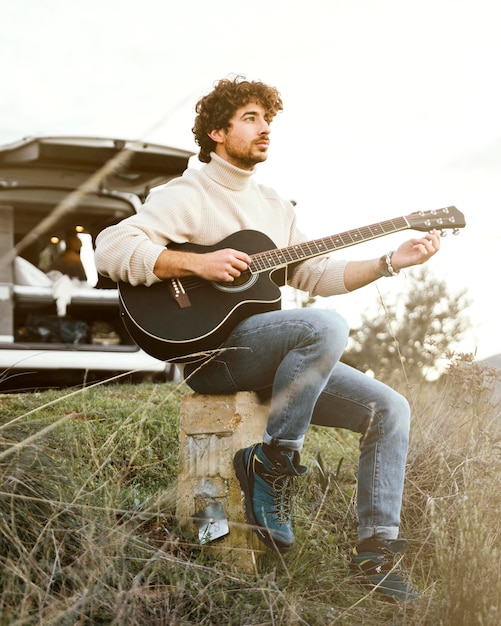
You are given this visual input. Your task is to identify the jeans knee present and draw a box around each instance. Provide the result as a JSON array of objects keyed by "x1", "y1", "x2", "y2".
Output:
[
  {"x1": 360, "y1": 391, "x2": 410, "y2": 451},
  {"x1": 309, "y1": 309, "x2": 349, "y2": 352},
  {"x1": 384, "y1": 391, "x2": 411, "y2": 439}
]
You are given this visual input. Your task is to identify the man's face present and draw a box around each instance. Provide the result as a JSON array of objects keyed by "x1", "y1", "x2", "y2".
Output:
[{"x1": 209, "y1": 101, "x2": 271, "y2": 170}]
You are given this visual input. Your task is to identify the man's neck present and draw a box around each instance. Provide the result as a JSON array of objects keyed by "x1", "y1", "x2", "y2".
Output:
[{"x1": 203, "y1": 153, "x2": 255, "y2": 191}]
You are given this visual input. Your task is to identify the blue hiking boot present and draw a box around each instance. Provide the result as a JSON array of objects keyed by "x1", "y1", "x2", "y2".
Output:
[
  {"x1": 233, "y1": 443, "x2": 307, "y2": 553},
  {"x1": 349, "y1": 538, "x2": 420, "y2": 602}
]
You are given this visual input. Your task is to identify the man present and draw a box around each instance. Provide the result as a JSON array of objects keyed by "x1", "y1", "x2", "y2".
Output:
[{"x1": 95, "y1": 76, "x2": 440, "y2": 601}]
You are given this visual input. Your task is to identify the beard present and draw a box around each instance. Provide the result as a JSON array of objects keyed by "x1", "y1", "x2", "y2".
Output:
[{"x1": 223, "y1": 137, "x2": 269, "y2": 170}]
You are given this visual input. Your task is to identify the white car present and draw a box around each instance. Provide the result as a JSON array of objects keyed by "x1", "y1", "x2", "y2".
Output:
[{"x1": 0, "y1": 135, "x2": 193, "y2": 390}]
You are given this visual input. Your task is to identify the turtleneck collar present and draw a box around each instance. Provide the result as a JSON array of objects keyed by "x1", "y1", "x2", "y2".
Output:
[{"x1": 202, "y1": 152, "x2": 255, "y2": 191}]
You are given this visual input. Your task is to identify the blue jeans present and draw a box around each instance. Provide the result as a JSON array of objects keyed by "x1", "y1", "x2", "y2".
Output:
[{"x1": 185, "y1": 308, "x2": 410, "y2": 541}]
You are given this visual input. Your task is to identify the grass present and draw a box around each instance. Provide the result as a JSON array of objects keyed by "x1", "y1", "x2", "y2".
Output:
[{"x1": 0, "y1": 356, "x2": 500, "y2": 625}]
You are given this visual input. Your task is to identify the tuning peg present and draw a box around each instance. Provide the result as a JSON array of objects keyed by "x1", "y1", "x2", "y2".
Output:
[
  {"x1": 452, "y1": 228, "x2": 460, "y2": 236},
  {"x1": 440, "y1": 229, "x2": 447, "y2": 237}
]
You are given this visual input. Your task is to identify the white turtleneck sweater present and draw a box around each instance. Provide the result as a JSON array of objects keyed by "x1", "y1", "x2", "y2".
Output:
[{"x1": 94, "y1": 153, "x2": 349, "y2": 297}]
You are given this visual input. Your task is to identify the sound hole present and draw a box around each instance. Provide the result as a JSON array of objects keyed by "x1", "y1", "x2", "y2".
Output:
[{"x1": 211, "y1": 270, "x2": 258, "y2": 293}]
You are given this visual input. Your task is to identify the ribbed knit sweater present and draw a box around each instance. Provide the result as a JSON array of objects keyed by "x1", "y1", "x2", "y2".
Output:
[{"x1": 94, "y1": 153, "x2": 349, "y2": 297}]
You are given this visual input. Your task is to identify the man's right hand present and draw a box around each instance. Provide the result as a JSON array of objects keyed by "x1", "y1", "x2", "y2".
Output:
[{"x1": 153, "y1": 247, "x2": 252, "y2": 283}]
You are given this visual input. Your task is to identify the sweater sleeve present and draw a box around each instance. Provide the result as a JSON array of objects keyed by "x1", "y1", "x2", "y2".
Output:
[
  {"x1": 283, "y1": 213, "x2": 350, "y2": 297},
  {"x1": 94, "y1": 181, "x2": 202, "y2": 286},
  {"x1": 288, "y1": 256, "x2": 349, "y2": 296}
]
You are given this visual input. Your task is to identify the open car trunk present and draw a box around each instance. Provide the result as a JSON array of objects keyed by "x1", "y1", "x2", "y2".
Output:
[{"x1": 0, "y1": 135, "x2": 194, "y2": 390}]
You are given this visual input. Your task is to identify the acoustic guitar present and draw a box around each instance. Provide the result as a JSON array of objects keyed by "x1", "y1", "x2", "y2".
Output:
[{"x1": 118, "y1": 206, "x2": 465, "y2": 362}]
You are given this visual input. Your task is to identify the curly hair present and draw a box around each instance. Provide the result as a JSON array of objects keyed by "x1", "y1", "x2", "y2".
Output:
[{"x1": 192, "y1": 76, "x2": 283, "y2": 163}]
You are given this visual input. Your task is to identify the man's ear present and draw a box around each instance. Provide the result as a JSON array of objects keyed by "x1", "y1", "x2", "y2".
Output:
[{"x1": 208, "y1": 128, "x2": 225, "y2": 144}]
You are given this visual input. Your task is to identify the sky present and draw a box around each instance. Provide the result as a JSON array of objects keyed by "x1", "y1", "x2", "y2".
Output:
[{"x1": 1, "y1": 0, "x2": 500, "y2": 360}]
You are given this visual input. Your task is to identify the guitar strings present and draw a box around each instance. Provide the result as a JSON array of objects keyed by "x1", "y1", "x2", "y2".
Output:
[
  {"x1": 171, "y1": 208, "x2": 460, "y2": 289},
  {"x1": 250, "y1": 217, "x2": 409, "y2": 271}
]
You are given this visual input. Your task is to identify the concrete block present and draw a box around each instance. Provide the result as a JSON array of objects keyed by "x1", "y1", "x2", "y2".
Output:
[{"x1": 176, "y1": 391, "x2": 269, "y2": 570}]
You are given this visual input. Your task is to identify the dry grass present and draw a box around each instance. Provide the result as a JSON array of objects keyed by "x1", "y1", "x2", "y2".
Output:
[{"x1": 0, "y1": 356, "x2": 500, "y2": 625}]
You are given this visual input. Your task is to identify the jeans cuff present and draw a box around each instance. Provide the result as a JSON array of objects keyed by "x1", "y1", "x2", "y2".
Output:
[
  {"x1": 357, "y1": 525, "x2": 400, "y2": 542},
  {"x1": 262, "y1": 430, "x2": 304, "y2": 451}
]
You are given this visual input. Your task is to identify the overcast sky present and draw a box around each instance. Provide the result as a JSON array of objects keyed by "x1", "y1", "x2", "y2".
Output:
[{"x1": 1, "y1": 0, "x2": 500, "y2": 359}]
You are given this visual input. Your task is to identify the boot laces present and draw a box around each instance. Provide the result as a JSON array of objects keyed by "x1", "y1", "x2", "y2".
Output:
[{"x1": 263, "y1": 469, "x2": 293, "y2": 524}]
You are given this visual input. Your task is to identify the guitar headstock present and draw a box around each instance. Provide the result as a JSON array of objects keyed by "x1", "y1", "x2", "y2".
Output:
[{"x1": 406, "y1": 206, "x2": 466, "y2": 234}]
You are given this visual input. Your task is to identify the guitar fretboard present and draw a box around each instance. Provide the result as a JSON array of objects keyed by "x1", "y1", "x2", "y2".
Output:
[{"x1": 249, "y1": 216, "x2": 409, "y2": 272}]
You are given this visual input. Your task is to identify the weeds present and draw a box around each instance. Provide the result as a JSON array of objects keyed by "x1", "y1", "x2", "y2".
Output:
[{"x1": 0, "y1": 357, "x2": 500, "y2": 625}]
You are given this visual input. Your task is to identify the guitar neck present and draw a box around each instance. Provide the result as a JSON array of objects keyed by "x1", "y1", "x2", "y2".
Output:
[{"x1": 249, "y1": 216, "x2": 410, "y2": 273}]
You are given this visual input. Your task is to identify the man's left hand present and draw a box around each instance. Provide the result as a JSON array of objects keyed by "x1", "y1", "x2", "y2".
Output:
[{"x1": 391, "y1": 229, "x2": 441, "y2": 271}]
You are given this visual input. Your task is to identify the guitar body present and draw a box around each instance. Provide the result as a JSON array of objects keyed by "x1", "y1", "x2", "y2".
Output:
[{"x1": 118, "y1": 230, "x2": 284, "y2": 362}]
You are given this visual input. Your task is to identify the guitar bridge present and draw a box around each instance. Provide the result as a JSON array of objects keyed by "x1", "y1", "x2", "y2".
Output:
[{"x1": 167, "y1": 278, "x2": 191, "y2": 308}]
